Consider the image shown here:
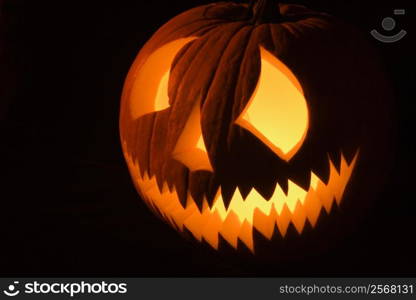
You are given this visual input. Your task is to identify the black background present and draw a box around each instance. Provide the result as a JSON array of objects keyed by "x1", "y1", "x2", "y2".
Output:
[{"x1": 1, "y1": 0, "x2": 415, "y2": 276}]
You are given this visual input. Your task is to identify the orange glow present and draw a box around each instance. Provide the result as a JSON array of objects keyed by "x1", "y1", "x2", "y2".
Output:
[
  {"x1": 154, "y1": 70, "x2": 170, "y2": 112},
  {"x1": 129, "y1": 37, "x2": 196, "y2": 119},
  {"x1": 123, "y1": 141, "x2": 358, "y2": 253},
  {"x1": 235, "y1": 47, "x2": 309, "y2": 162},
  {"x1": 172, "y1": 100, "x2": 213, "y2": 172}
]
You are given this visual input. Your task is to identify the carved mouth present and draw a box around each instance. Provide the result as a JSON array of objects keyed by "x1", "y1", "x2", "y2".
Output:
[{"x1": 123, "y1": 141, "x2": 358, "y2": 253}]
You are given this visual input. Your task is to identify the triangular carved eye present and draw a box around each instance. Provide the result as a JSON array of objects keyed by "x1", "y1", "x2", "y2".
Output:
[
  {"x1": 128, "y1": 37, "x2": 197, "y2": 119},
  {"x1": 235, "y1": 47, "x2": 309, "y2": 162}
]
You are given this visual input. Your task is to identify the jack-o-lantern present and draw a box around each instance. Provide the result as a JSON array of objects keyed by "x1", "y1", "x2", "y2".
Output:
[{"x1": 120, "y1": 0, "x2": 392, "y2": 253}]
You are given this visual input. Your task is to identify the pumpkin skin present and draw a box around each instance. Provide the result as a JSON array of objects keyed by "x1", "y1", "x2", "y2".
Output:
[{"x1": 120, "y1": 1, "x2": 392, "y2": 254}]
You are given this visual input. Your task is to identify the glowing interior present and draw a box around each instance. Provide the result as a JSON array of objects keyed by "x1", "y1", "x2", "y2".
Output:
[
  {"x1": 235, "y1": 47, "x2": 309, "y2": 162},
  {"x1": 172, "y1": 100, "x2": 213, "y2": 172},
  {"x1": 129, "y1": 37, "x2": 196, "y2": 119},
  {"x1": 123, "y1": 143, "x2": 358, "y2": 253},
  {"x1": 154, "y1": 70, "x2": 170, "y2": 112}
]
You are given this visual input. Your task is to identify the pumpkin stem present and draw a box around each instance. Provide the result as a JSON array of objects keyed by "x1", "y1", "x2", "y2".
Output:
[{"x1": 247, "y1": 0, "x2": 281, "y2": 24}]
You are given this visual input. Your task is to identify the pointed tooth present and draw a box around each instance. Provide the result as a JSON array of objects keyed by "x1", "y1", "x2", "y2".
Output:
[
  {"x1": 221, "y1": 183, "x2": 237, "y2": 210},
  {"x1": 286, "y1": 180, "x2": 305, "y2": 213},
  {"x1": 310, "y1": 172, "x2": 321, "y2": 190},
  {"x1": 139, "y1": 171, "x2": 153, "y2": 192},
  {"x1": 276, "y1": 177, "x2": 289, "y2": 196},
  {"x1": 238, "y1": 184, "x2": 252, "y2": 200},
  {"x1": 175, "y1": 171, "x2": 188, "y2": 208},
  {"x1": 238, "y1": 220, "x2": 254, "y2": 253},
  {"x1": 276, "y1": 204, "x2": 291, "y2": 237},
  {"x1": 284, "y1": 223, "x2": 299, "y2": 238},
  {"x1": 253, "y1": 208, "x2": 275, "y2": 240},
  {"x1": 169, "y1": 203, "x2": 195, "y2": 230},
  {"x1": 289, "y1": 171, "x2": 311, "y2": 192},
  {"x1": 343, "y1": 145, "x2": 359, "y2": 165},
  {"x1": 311, "y1": 154, "x2": 330, "y2": 185},
  {"x1": 155, "y1": 174, "x2": 165, "y2": 194},
  {"x1": 219, "y1": 211, "x2": 241, "y2": 250},
  {"x1": 320, "y1": 191, "x2": 335, "y2": 213},
  {"x1": 189, "y1": 171, "x2": 211, "y2": 213},
  {"x1": 176, "y1": 188, "x2": 187, "y2": 209},
  {"x1": 141, "y1": 170, "x2": 149, "y2": 181},
  {"x1": 200, "y1": 210, "x2": 222, "y2": 250},
  {"x1": 329, "y1": 151, "x2": 341, "y2": 174},
  {"x1": 139, "y1": 163, "x2": 147, "y2": 179},
  {"x1": 291, "y1": 200, "x2": 307, "y2": 234},
  {"x1": 205, "y1": 179, "x2": 220, "y2": 208},
  {"x1": 272, "y1": 182, "x2": 287, "y2": 215},
  {"x1": 191, "y1": 194, "x2": 204, "y2": 214},
  {"x1": 167, "y1": 180, "x2": 175, "y2": 192},
  {"x1": 163, "y1": 160, "x2": 189, "y2": 208},
  {"x1": 303, "y1": 188, "x2": 322, "y2": 227},
  {"x1": 182, "y1": 208, "x2": 208, "y2": 242},
  {"x1": 253, "y1": 180, "x2": 275, "y2": 200}
]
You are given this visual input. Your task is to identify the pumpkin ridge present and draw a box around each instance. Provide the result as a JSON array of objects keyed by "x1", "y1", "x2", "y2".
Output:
[
  {"x1": 169, "y1": 42, "x2": 197, "y2": 74},
  {"x1": 168, "y1": 20, "x2": 234, "y2": 71},
  {"x1": 161, "y1": 24, "x2": 247, "y2": 207},
  {"x1": 267, "y1": 23, "x2": 287, "y2": 57},
  {"x1": 171, "y1": 23, "x2": 246, "y2": 142},
  {"x1": 199, "y1": 24, "x2": 254, "y2": 154},
  {"x1": 170, "y1": 22, "x2": 246, "y2": 109},
  {"x1": 183, "y1": 19, "x2": 231, "y2": 37},
  {"x1": 164, "y1": 29, "x2": 220, "y2": 152},
  {"x1": 228, "y1": 24, "x2": 271, "y2": 146},
  {"x1": 173, "y1": 24, "x2": 237, "y2": 104},
  {"x1": 227, "y1": 25, "x2": 256, "y2": 148},
  {"x1": 197, "y1": 24, "x2": 253, "y2": 209},
  {"x1": 150, "y1": 5, "x2": 221, "y2": 41},
  {"x1": 169, "y1": 37, "x2": 208, "y2": 104},
  {"x1": 184, "y1": 23, "x2": 251, "y2": 209},
  {"x1": 197, "y1": 23, "x2": 250, "y2": 108},
  {"x1": 166, "y1": 23, "x2": 245, "y2": 156}
]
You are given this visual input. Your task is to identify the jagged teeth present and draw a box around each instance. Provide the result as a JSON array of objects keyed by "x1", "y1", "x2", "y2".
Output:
[{"x1": 123, "y1": 144, "x2": 358, "y2": 253}]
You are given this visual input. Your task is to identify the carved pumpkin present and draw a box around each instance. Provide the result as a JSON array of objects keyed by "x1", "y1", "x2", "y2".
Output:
[{"x1": 120, "y1": 0, "x2": 391, "y2": 253}]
